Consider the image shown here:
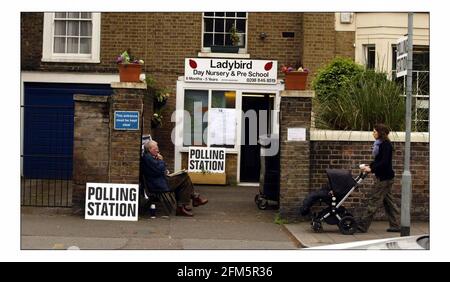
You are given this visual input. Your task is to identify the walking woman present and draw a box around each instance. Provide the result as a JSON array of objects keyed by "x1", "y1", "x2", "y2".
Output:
[{"x1": 358, "y1": 124, "x2": 401, "y2": 233}]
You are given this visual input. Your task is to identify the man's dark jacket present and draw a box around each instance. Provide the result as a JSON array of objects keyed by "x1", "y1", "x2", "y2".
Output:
[
  {"x1": 369, "y1": 140, "x2": 395, "y2": 181},
  {"x1": 141, "y1": 152, "x2": 170, "y2": 192}
]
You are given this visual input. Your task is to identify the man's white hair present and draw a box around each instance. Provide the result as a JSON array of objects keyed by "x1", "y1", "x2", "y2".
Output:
[{"x1": 144, "y1": 140, "x2": 157, "y2": 151}]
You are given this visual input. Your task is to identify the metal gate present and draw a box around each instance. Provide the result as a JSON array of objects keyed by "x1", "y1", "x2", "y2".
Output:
[{"x1": 21, "y1": 82, "x2": 112, "y2": 207}]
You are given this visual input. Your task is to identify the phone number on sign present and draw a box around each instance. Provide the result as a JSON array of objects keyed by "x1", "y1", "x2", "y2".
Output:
[{"x1": 246, "y1": 78, "x2": 276, "y2": 83}]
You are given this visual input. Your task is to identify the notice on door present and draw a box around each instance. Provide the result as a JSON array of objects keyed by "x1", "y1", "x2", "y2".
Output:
[
  {"x1": 85, "y1": 183, "x2": 139, "y2": 221},
  {"x1": 188, "y1": 147, "x2": 226, "y2": 173}
]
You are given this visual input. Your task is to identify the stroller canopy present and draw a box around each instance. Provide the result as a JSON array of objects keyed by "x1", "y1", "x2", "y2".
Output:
[{"x1": 326, "y1": 169, "x2": 356, "y2": 197}]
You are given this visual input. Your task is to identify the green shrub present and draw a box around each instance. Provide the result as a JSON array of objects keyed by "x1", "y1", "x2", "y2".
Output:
[
  {"x1": 314, "y1": 70, "x2": 405, "y2": 131},
  {"x1": 312, "y1": 57, "x2": 364, "y2": 102}
]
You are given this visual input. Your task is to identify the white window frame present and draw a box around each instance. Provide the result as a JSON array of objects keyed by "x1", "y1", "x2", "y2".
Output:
[
  {"x1": 42, "y1": 12, "x2": 101, "y2": 63},
  {"x1": 200, "y1": 12, "x2": 248, "y2": 55},
  {"x1": 363, "y1": 44, "x2": 376, "y2": 69}
]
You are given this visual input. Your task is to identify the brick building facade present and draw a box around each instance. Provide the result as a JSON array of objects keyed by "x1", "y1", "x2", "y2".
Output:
[
  {"x1": 21, "y1": 12, "x2": 354, "y2": 171},
  {"x1": 20, "y1": 12, "x2": 429, "y2": 221}
]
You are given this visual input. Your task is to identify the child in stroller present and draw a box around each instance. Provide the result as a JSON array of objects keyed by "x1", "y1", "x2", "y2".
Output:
[{"x1": 299, "y1": 168, "x2": 368, "y2": 235}]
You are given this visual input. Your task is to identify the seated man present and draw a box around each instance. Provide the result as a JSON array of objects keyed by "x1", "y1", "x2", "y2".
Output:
[{"x1": 141, "y1": 140, "x2": 208, "y2": 216}]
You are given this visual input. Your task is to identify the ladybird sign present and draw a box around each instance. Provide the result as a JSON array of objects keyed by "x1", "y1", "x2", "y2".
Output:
[{"x1": 185, "y1": 58, "x2": 277, "y2": 84}]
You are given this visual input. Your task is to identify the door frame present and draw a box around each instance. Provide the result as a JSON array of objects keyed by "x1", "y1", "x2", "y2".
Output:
[
  {"x1": 239, "y1": 93, "x2": 276, "y2": 184},
  {"x1": 175, "y1": 77, "x2": 283, "y2": 184}
]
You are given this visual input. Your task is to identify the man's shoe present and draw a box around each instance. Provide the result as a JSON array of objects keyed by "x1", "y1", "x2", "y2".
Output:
[
  {"x1": 176, "y1": 206, "x2": 193, "y2": 217},
  {"x1": 386, "y1": 226, "x2": 401, "y2": 232},
  {"x1": 192, "y1": 195, "x2": 208, "y2": 207}
]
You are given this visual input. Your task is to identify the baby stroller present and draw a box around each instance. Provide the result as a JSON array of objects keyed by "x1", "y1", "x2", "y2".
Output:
[{"x1": 300, "y1": 168, "x2": 368, "y2": 235}]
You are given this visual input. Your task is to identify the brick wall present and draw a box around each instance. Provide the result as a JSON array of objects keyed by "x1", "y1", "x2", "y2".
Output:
[
  {"x1": 302, "y1": 13, "x2": 355, "y2": 87},
  {"x1": 279, "y1": 92, "x2": 312, "y2": 219},
  {"x1": 310, "y1": 141, "x2": 429, "y2": 221},
  {"x1": 21, "y1": 12, "x2": 355, "y2": 172},
  {"x1": 335, "y1": 31, "x2": 355, "y2": 59},
  {"x1": 247, "y1": 13, "x2": 303, "y2": 76},
  {"x1": 21, "y1": 12, "x2": 43, "y2": 70},
  {"x1": 72, "y1": 95, "x2": 110, "y2": 209},
  {"x1": 142, "y1": 88, "x2": 154, "y2": 136},
  {"x1": 72, "y1": 83, "x2": 147, "y2": 211},
  {"x1": 109, "y1": 85, "x2": 146, "y2": 184}
]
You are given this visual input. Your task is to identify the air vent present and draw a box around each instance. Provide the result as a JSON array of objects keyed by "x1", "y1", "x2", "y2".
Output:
[{"x1": 282, "y1": 32, "x2": 295, "y2": 38}]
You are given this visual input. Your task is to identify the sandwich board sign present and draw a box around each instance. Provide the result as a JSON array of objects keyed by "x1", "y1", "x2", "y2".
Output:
[
  {"x1": 188, "y1": 147, "x2": 226, "y2": 173},
  {"x1": 85, "y1": 183, "x2": 139, "y2": 221},
  {"x1": 396, "y1": 36, "x2": 408, "y2": 78}
]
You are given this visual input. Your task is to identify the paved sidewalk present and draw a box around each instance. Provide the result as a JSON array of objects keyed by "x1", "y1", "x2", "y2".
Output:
[
  {"x1": 21, "y1": 186, "x2": 297, "y2": 250},
  {"x1": 283, "y1": 221, "x2": 429, "y2": 248}
]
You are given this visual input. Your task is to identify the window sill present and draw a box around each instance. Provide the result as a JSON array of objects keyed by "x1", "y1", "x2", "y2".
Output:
[
  {"x1": 41, "y1": 56, "x2": 100, "y2": 64},
  {"x1": 197, "y1": 52, "x2": 250, "y2": 59}
]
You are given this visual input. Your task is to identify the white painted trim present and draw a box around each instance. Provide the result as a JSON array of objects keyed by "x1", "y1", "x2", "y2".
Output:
[
  {"x1": 200, "y1": 12, "x2": 249, "y2": 55},
  {"x1": 174, "y1": 77, "x2": 284, "y2": 183},
  {"x1": 21, "y1": 71, "x2": 119, "y2": 84},
  {"x1": 310, "y1": 129, "x2": 429, "y2": 143},
  {"x1": 237, "y1": 182, "x2": 259, "y2": 187},
  {"x1": 42, "y1": 12, "x2": 101, "y2": 63},
  {"x1": 197, "y1": 52, "x2": 251, "y2": 59}
]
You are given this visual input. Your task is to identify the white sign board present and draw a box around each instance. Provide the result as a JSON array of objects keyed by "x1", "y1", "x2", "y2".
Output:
[
  {"x1": 185, "y1": 58, "x2": 277, "y2": 84},
  {"x1": 188, "y1": 147, "x2": 226, "y2": 173},
  {"x1": 208, "y1": 108, "x2": 236, "y2": 145},
  {"x1": 396, "y1": 36, "x2": 408, "y2": 78},
  {"x1": 85, "y1": 183, "x2": 139, "y2": 221},
  {"x1": 287, "y1": 128, "x2": 306, "y2": 141}
]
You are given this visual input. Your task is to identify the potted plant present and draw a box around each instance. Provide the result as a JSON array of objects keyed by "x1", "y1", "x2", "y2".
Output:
[
  {"x1": 116, "y1": 50, "x2": 145, "y2": 82},
  {"x1": 211, "y1": 23, "x2": 240, "y2": 53},
  {"x1": 151, "y1": 112, "x2": 163, "y2": 128},
  {"x1": 281, "y1": 64, "x2": 310, "y2": 90},
  {"x1": 154, "y1": 88, "x2": 170, "y2": 108}
]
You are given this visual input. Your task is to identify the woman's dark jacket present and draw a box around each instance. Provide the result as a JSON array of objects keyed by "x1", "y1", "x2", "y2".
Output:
[
  {"x1": 369, "y1": 140, "x2": 395, "y2": 181},
  {"x1": 141, "y1": 152, "x2": 170, "y2": 192}
]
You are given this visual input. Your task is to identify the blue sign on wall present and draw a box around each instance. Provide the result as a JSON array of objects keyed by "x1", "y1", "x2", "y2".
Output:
[{"x1": 114, "y1": 111, "x2": 140, "y2": 130}]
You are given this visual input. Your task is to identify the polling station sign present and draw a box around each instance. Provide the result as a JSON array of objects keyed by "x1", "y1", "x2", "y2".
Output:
[
  {"x1": 85, "y1": 183, "x2": 139, "y2": 221},
  {"x1": 185, "y1": 58, "x2": 277, "y2": 84},
  {"x1": 188, "y1": 147, "x2": 226, "y2": 173}
]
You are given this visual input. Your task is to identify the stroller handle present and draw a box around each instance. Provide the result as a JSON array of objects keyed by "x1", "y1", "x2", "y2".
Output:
[{"x1": 354, "y1": 172, "x2": 368, "y2": 183}]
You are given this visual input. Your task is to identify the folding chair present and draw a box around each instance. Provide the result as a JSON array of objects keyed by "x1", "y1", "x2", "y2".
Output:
[{"x1": 140, "y1": 173, "x2": 176, "y2": 215}]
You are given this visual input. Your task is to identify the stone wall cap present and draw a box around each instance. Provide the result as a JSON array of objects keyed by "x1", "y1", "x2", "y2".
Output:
[
  {"x1": 310, "y1": 129, "x2": 429, "y2": 143},
  {"x1": 110, "y1": 82, "x2": 147, "y2": 89},
  {"x1": 281, "y1": 90, "x2": 315, "y2": 98},
  {"x1": 74, "y1": 94, "x2": 109, "y2": 103}
]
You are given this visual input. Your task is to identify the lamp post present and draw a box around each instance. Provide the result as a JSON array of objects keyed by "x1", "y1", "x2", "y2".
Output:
[{"x1": 400, "y1": 12, "x2": 414, "y2": 237}]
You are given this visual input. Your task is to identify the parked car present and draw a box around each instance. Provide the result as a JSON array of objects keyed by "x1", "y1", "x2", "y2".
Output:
[{"x1": 307, "y1": 234, "x2": 429, "y2": 250}]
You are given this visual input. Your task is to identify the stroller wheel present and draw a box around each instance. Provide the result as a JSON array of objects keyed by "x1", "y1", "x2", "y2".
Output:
[
  {"x1": 338, "y1": 216, "x2": 357, "y2": 235},
  {"x1": 257, "y1": 198, "x2": 268, "y2": 210},
  {"x1": 311, "y1": 220, "x2": 323, "y2": 233}
]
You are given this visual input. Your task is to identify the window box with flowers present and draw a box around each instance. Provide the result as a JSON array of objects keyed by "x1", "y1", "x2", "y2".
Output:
[
  {"x1": 281, "y1": 64, "x2": 310, "y2": 90},
  {"x1": 116, "y1": 50, "x2": 145, "y2": 82}
]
